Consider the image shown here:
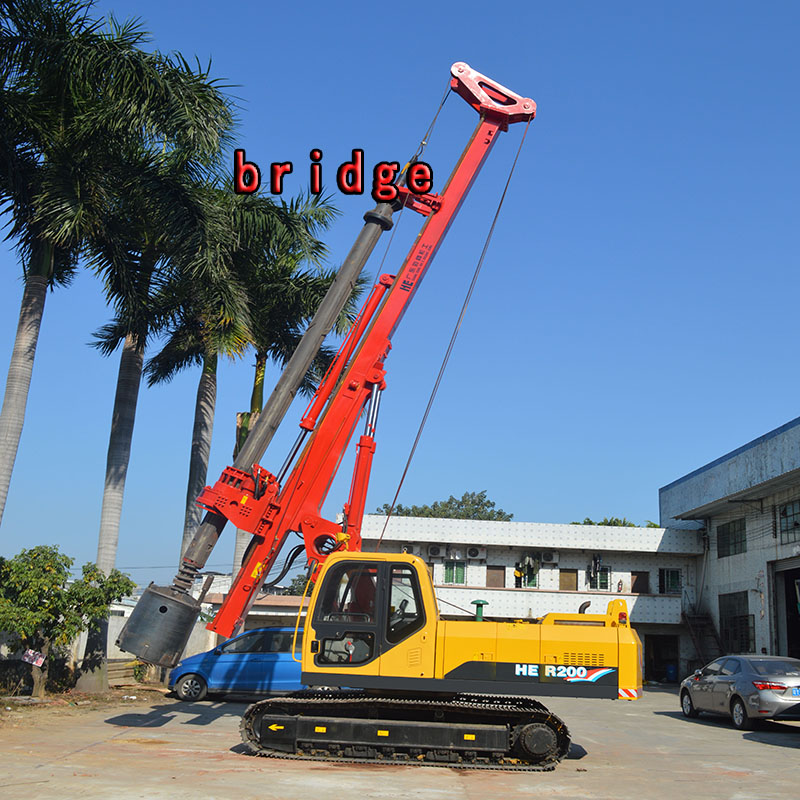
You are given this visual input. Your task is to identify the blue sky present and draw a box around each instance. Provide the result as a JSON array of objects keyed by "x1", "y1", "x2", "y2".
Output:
[{"x1": 1, "y1": 1, "x2": 798, "y2": 585}]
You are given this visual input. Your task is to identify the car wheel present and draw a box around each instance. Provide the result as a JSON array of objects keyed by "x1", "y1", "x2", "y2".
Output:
[
  {"x1": 175, "y1": 673, "x2": 208, "y2": 702},
  {"x1": 730, "y1": 697, "x2": 754, "y2": 730},
  {"x1": 681, "y1": 690, "x2": 699, "y2": 718}
]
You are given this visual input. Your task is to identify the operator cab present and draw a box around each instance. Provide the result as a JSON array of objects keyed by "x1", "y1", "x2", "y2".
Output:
[{"x1": 310, "y1": 556, "x2": 429, "y2": 668}]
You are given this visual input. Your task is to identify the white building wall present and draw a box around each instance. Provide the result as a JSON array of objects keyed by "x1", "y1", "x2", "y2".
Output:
[{"x1": 361, "y1": 515, "x2": 700, "y2": 627}]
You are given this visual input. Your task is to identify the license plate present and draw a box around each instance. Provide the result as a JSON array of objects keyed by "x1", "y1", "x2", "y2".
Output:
[{"x1": 793, "y1": 687, "x2": 800, "y2": 697}]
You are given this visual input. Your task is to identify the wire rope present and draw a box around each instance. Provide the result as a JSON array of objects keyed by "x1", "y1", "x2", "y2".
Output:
[{"x1": 377, "y1": 117, "x2": 534, "y2": 549}]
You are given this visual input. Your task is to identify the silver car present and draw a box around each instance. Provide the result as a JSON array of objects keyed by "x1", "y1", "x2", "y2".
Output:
[{"x1": 680, "y1": 655, "x2": 800, "y2": 730}]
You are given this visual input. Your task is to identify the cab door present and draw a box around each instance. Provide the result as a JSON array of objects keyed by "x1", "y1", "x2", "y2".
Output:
[
  {"x1": 307, "y1": 561, "x2": 383, "y2": 677},
  {"x1": 305, "y1": 557, "x2": 436, "y2": 685}
]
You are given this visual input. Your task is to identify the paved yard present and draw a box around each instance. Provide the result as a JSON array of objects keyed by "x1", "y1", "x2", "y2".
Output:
[{"x1": 0, "y1": 686, "x2": 797, "y2": 800}]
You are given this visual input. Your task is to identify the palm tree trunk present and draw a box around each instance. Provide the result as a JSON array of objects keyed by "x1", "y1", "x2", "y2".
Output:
[
  {"x1": 181, "y1": 352, "x2": 217, "y2": 560},
  {"x1": 233, "y1": 354, "x2": 266, "y2": 570},
  {"x1": 0, "y1": 244, "x2": 53, "y2": 529},
  {"x1": 97, "y1": 333, "x2": 144, "y2": 573},
  {"x1": 79, "y1": 333, "x2": 143, "y2": 692},
  {"x1": 250, "y1": 353, "x2": 267, "y2": 414}
]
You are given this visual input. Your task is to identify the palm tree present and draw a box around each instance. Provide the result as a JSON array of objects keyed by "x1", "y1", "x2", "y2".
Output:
[
  {"x1": 0, "y1": 0, "x2": 232, "y2": 533},
  {"x1": 88, "y1": 157, "x2": 240, "y2": 577},
  {"x1": 1, "y1": 2, "x2": 234, "y2": 692}
]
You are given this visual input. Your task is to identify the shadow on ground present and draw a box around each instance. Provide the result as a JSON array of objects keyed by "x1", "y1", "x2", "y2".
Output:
[
  {"x1": 743, "y1": 723, "x2": 800, "y2": 748},
  {"x1": 566, "y1": 743, "x2": 587, "y2": 759},
  {"x1": 642, "y1": 684, "x2": 680, "y2": 696},
  {"x1": 653, "y1": 709, "x2": 800, "y2": 747},
  {"x1": 105, "y1": 698, "x2": 248, "y2": 728}
]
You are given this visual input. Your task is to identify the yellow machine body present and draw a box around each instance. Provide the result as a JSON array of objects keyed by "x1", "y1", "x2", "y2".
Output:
[{"x1": 300, "y1": 552, "x2": 642, "y2": 701}]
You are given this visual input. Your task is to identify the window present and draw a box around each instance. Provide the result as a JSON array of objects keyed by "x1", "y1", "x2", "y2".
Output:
[
  {"x1": 315, "y1": 563, "x2": 378, "y2": 623},
  {"x1": 658, "y1": 568, "x2": 681, "y2": 595},
  {"x1": 719, "y1": 659, "x2": 741, "y2": 676},
  {"x1": 749, "y1": 659, "x2": 800, "y2": 676},
  {"x1": 222, "y1": 631, "x2": 273, "y2": 654},
  {"x1": 588, "y1": 567, "x2": 611, "y2": 590},
  {"x1": 386, "y1": 566, "x2": 425, "y2": 644},
  {"x1": 317, "y1": 632, "x2": 375, "y2": 665},
  {"x1": 719, "y1": 591, "x2": 754, "y2": 653},
  {"x1": 444, "y1": 560, "x2": 466, "y2": 584},
  {"x1": 515, "y1": 555, "x2": 539, "y2": 588},
  {"x1": 779, "y1": 500, "x2": 800, "y2": 545},
  {"x1": 717, "y1": 518, "x2": 746, "y2": 557},
  {"x1": 701, "y1": 659, "x2": 724, "y2": 677},
  {"x1": 262, "y1": 631, "x2": 301, "y2": 653}
]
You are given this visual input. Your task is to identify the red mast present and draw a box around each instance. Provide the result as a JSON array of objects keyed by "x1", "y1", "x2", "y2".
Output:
[{"x1": 200, "y1": 63, "x2": 535, "y2": 636}]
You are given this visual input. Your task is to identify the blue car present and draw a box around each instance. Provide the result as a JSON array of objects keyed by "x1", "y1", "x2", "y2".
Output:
[{"x1": 169, "y1": 627, "x2": 305, "y2": 701}]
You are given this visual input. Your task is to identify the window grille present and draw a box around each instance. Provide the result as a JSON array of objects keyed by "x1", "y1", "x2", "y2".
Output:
[
  {"x1": 588, "y1": 567, "x2": 610, "y2": 590},
  {"x1": 658, "y1": 568, "x2": 681, "y2": 595}
]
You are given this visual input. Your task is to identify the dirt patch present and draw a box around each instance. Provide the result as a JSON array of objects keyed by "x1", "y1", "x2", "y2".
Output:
[{"x1": 0, "y1": 686, "x2": 170, "y2": 726}]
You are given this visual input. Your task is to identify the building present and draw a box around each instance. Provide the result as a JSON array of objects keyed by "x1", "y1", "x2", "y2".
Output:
[
  {"x1": 166, "y1": 413, "x2": 800, "y2": 673},
  {"x1": 659, "y1": 415, "x2": 800, "y2": 661},
  {"x1": 361, "y1": 514, "x2": 703, "y2": 681}
]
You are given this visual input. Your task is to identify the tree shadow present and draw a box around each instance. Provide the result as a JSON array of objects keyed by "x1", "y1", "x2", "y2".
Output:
[{"x1": 105, "y1": 698, "x2": 248, "y2": 728}]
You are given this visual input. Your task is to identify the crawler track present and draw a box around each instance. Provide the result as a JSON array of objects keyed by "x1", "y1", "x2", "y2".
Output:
[{"x1": 240, "y1": 690, "x2": 570, "y2": 771}]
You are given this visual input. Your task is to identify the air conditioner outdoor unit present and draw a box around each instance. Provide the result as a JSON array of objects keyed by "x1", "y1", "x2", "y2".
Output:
[
  {"x1": 467, "y1": 546, "x2": 487, "y2": 560},
  {"x1": 427, "y1": 544, "x2": 443, "y2": 558},
  {"x1": 401, "y1": 544, "x2": 422, "y2": 556},
  {"x1": 541, "y1": 550, "x2": 559, "y2": 564}
]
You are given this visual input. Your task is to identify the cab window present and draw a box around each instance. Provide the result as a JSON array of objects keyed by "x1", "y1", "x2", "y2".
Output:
[
  {"x1": 316, "y1": 632, "x2": 375, "y2": 665},
  {"x1": 386, "y1": 566, "x2": 425, "y2": 644},
  {"x1": 316, "y1": 563, "x2": 378, "y2": 623}
]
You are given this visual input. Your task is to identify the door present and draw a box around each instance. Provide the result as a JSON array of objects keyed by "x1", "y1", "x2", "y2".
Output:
[
  {"x1": 309, "y1": 559, "x2": 436, "y2": 683},
  {"x1": 784, "y1": 569, "x2": 800, "y2": 659},
  {"x1": 689, "y1": 658, "x2": 724, "y2": 711},
  {"x1": 208, "y1": 630, "x2": 271, "y2": 690},
  {"x1": 644, "y1": 634, "x2": 680, "y2": 682},
  {"x1": 312, "y1": 562, "x2": 382, "y2": 675},
  {"x1": 243, "y1": 630, "x2": 304, "y2": 692},
  {"x1": 711, "y1": 658, "x2": 741, "y2": 711},
  {"x1": 559, "y1": 569, "x2": 578, "y2": 591},
  {"x1": 631, "y1": 571, "x2": 650, "y2": 594},
  {"x1": 486, "y1": 565, "x2": 505, "y2": 588}
]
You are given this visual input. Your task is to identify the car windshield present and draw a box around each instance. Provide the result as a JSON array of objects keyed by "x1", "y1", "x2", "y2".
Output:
[{"x1": 748, "y1": 659, "x2": 800, "y2": 676}]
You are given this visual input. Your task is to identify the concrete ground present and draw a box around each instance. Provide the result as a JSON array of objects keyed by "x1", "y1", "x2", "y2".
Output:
[{"x1": 0, "y1": 686, "x2": 798, "y2": 800}]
